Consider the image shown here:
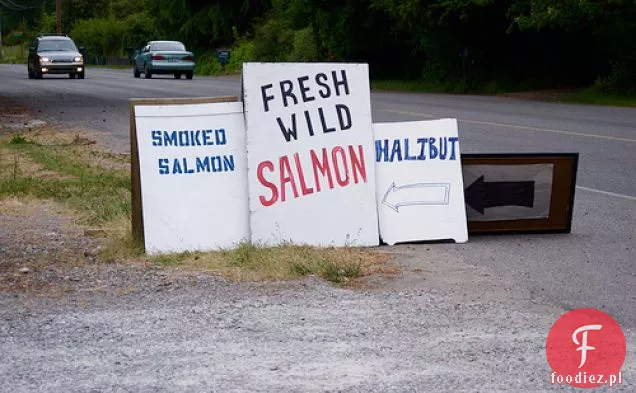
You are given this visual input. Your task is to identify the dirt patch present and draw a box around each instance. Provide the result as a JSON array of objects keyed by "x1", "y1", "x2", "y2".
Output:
[{"x1": 0, "y1": 96, "x2": 47, "y2": 130}]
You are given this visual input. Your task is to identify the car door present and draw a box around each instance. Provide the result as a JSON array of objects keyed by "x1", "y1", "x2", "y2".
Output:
[{"x1": 136, "y1": 45, "x2": 149, "y2": 68}]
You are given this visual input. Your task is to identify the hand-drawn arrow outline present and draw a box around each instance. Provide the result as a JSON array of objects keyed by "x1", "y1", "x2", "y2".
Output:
[{"x1": 382, "y1": 182, "x2": 451, "y2": 212}]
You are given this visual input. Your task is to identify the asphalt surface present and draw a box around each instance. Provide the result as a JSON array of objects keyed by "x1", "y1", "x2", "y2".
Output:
[{"x1": 1, "y1": 64, "x2": 635, "y2": 391}]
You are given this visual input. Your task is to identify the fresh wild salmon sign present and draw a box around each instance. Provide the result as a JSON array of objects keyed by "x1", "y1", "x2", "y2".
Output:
[{"x1": 242, "y1": 62, "x2": 380, "y2": 247}]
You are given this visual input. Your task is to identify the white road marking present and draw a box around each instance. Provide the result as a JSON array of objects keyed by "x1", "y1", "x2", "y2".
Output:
[
  {"x1": 576, "y1": 186, "x2": 636, "y2": 201},
  {"x1": 379, "y1": 109, "x2": 636, "y2": 143},
  {"x1": 463, "y1": 119, "x2": 636, "y2": 143}
]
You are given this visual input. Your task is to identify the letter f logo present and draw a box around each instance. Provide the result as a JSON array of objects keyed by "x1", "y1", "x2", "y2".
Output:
[{"x1": 572, "y1": 324, "x2": 602, "y2": 368}]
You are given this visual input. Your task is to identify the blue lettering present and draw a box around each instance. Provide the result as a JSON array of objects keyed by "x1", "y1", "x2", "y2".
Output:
[
  {"x1": 183, "y1": 158, "x2": 194, "y2": 174},
  {"x1": 216, "y1": 129, "x2": 227, "y2": 145},
  {"x1": 203, "y1": 130, "x2": 213, "y2": 145},
  {"x1": 151, "y1": 131, "x2": 162, "y2": 146},
  {"x1": 417, "y1": 138, "x2": 427, "y2": 160},
  {"x1": 429, "y1": 137, "x2": 438, "y2": 159},
  {"x1": 389, "y1": 139, "x2": 402, "y2": 162},
  {"x1": 158, "y1": 158, "x2": 169, "y2": 174},
  {"x1": 191, "y1": 130, "x2": 201, "y2": 146},
  {"x1": 223, "y1": 155, "x2": 235, "y2": 171},
  {"x1": 178, "y1": 131, "x2": 189, "y2": 146},
  {"x1": 449, "y1": 137, "x2": 459, "y2": 160},
  {"x1": 152, "y1": 130, "x2": 229, "y2": 147},
  {"x1": 439, "y1": 137, "x2": 448, "y2": 159},
  {"x1": 375, "y1": 139, "x2": 389, "y2": 162},
  {"x1": 158, "y1": 155, "x2": 238, "y2": 174},
  {"x1": 404, "y1": 138, "x2": 417, "y2": 160},
  {"x1": 211, "y1": 156, "x2": 222, "y2": 172},
  {"x1": 196, "y1": 156, "x2": 210, "y2": 172},
  {"x1": 164, "y1": 131, "x2": 178, "y2": 146},
  {"x1": 173, "y1": 158, "x2": 183, "y2": 174}
]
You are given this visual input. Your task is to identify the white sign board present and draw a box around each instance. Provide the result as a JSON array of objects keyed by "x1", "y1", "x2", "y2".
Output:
[
  {"x1": 463, "y1": 164, "x2": 553, "y2": 221},
  {"x1": 373, "y1": 119, "x2": 468, "y2": 245},
  {"x1": 242, "y1": 62, "x2": 379, "y2": 247},
  {"x1": 134, "y1": 101, "x2": 249, "y2": 255}
]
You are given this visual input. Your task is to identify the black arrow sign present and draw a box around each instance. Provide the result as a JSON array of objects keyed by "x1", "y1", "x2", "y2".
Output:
[{"x1": 464, "y1": 175, "x2": 535, "y2": 214}]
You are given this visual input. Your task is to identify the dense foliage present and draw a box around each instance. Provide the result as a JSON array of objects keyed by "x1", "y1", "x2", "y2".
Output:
[{"x1": 1, "y1": 0, "x2": 634, "y2": 92}]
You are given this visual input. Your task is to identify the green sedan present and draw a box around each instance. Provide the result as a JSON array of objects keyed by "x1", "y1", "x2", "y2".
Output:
[{"x1": 134, "y1": 40, "x2": 195, "y2": 79}]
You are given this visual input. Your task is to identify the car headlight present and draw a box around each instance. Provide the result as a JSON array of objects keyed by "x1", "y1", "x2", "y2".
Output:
[
  {"x1": 39, "y1": 57, "x2": 50, "y2": 64},
  {"x1": 74, "y1": 56, "x2": 83, "y2": 63}
]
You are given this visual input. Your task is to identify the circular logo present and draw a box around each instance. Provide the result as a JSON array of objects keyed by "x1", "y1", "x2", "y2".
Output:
[{"x1": 546, "y1": 308, "x2": 626, "y2": 388}]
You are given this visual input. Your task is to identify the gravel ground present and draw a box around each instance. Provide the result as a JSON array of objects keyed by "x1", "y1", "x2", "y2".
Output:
[
  {"x1": 1, "y1": 240, "x2": 634, "y2": 392},
  {"x1": 1, "y1": 99, "x2": 633, "y2": 392}
]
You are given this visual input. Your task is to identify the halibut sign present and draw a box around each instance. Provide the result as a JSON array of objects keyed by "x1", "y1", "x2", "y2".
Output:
[
  {"x1": 242, "y1": 62, "x2": 380, "y2": 247},
  {"x1": 374, "y1": 119, "x2": 468, "y2": 245}
]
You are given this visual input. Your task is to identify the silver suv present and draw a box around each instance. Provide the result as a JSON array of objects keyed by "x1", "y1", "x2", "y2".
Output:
[{"x1": 27, "y1": 34, "x2": 85, "y2": 79}]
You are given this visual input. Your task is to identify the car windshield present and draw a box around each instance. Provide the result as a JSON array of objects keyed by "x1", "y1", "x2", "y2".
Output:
[
  {"x1": 38, "y1": 39, "x2": 77, "y2": 52},
  {"x1": 151, "y1": 42, "x2": 186, "y2": 51}
]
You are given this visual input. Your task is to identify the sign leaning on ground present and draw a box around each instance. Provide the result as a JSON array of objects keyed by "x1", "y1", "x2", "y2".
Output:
[
  {"x1": 130, "y1": 97, "x2": 250, "y2": 255},
  {"x1": 461, "y1": 153, "x2": 579, "y2": 234},
  {"x1": 242, "y1": 62, "x2": 380, "y2": 247},
  {"x1": 373, "y1": 119, "x2": 468, "y2": 245}
]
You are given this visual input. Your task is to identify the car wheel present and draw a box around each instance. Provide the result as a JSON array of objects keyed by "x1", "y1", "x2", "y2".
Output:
[
  {"x1": 35, "y1": 69, "x2": 43, "y2": 79},
  {"x1": 28, "y1": 68, "x2": 34, "y2": 79},
  {"x1": 134, "y1": 67, "x2": 140, "y2": 78},
  {"x1": 69, "y1": 73, "x2": 76, "y2": 79},
  {"x1": 185, "y1": 71, "x2": 193, "y2": 80},
  {"x1": 174, "y1": 73, "x2": 181, "y2": 79},
  {"x1": 144, "y1": 64, "x2": 152, "y2": 79},
  {"x1": 77, "y1": 72, "x2": 85, "y2": 79}
]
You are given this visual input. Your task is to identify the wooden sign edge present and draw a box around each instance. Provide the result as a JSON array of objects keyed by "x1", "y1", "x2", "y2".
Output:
[
  {"x1": 128, "y1": 96, "x2": 241, "y2": 251},
  {"x1": 460, "y1": 152, "x2": 579, "y2": 236}
]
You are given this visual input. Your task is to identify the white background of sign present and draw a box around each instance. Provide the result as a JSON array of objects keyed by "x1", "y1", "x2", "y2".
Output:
[
  {"x1": 373, "y1": 119, "x2": 468, "y2": 245},
  {"x1": 134, "y1": 101, "x2": 249, "y2": 255},
  {"x1": 242, "y1": 62, "x2": 379, "y2": 247},
  {"x1": 463, "y1": 164, "x2": 553, "y2": 221}
]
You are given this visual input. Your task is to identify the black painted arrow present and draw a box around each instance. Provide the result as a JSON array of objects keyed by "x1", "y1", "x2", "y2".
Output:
[{"x1": 464, "y1": 175, "x2": 535, "y2": 214}]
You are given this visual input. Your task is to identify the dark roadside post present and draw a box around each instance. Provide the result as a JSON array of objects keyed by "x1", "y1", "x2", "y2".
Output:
[
  {"x1": 459, "y1": 47, "x2": 470, "y2": 90},
  {"x1": 56, "y1": 0, "x2": 62, "y2": 34}
]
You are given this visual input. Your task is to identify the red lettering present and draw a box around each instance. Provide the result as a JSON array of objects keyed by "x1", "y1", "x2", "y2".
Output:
[
  {"x1": 257, "y1": 161, "x2": 278, "y2": 207},
  {"x1": 279, "y1": 155, "x2": 299, "y2": 202},
  {"x1": 310, "y1": 148, "x2": 334, "y2": 192},
  {"x1": 349, "y1": 144, "x2": 367, "y2": 184},
  {"x1": 332, "y1": 146, "x2": 349, "y2": 186},
  {"x1": 294, "y1": 153, "x2": 314, "y2": 196}
]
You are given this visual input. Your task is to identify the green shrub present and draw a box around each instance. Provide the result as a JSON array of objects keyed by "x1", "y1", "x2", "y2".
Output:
[
  {"x1": 288, "y1": 26, "x2": 319, "y2": 61},
  {"x1": 195, "y1": 52, "x2": 223, "y2": 75},
  {"x1": 252, "y1": 17, "x2": 294, "y2": 61},
  {"x1": 227, "y1": 39, "x2": 255, "y2": 72}
]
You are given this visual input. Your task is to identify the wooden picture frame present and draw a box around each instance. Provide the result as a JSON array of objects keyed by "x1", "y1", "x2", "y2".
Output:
[
  {"x1": 129, "y1": 96, "x2": 240, "y2": 245},
  {"x1": 461, "y1": 153, "x2": 579, "y2": 235}
]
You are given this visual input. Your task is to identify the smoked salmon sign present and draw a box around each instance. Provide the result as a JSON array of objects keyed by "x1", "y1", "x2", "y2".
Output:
[
  {"x1": 130, "y1": 97, "x2": 250, "y2": 255},
  {"x1": 242, "y1": 62, "x2": 380, "y2": 247}
]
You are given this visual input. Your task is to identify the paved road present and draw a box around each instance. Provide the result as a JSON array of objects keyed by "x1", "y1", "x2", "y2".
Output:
[{"x1": 1, "y1": 64, "x2": 635, "y2": 330}]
